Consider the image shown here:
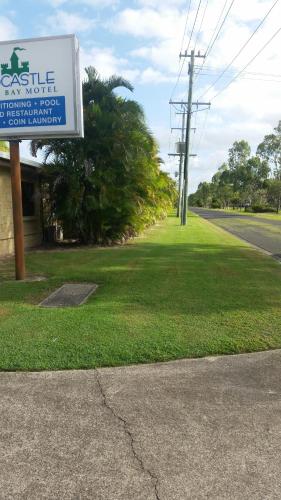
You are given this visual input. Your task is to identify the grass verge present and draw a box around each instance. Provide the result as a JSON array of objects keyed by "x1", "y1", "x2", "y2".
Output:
[{"x1": 0, "y1": 213, "x2": 281, "y2": 371}]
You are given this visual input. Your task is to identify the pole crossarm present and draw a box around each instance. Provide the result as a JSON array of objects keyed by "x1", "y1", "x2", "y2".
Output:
[
  {"x1": 168, "y1": 153, "x2": 197, "y2": 157},
  {"x1": 170, "y1": 100, "x2": 211, "y2": 108},
  {"x1": 170, "y1": 100, "x2": 188, "y2": 106},
  {"x1": 192, "y1": 101, "x2": 211, "y2": 107},
  {"x1": 179, "y1": 51, "x2": 205, "y2": 59},
  {"x1": 171, "y1": 127, "x2": 196, "y2": 131}
]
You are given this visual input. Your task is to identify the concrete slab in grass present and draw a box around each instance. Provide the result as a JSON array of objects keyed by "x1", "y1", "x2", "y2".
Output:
[{"x1": 39, "y1": 283, "x2": 98, "y2": 308}]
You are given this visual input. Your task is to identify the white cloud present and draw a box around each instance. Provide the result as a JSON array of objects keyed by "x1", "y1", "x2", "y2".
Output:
[
  {"x1": 48, "y1": 0, "x2": 66, "y2": 5},
  {"x1": 230, "y1": 0, "x2": 276, "y2": 22},
  {"x1": 0, "y1": 16, "x2": 18, "y2": 41},
  {"x1": 137, "y1": 0, "x2": 185, "y2": 7},
  {"x1": 186, "y1": 73, "x2": 281, "y2": 192},
  {"x1": 121, "y1": 0, "x2": 281, "y2": 84},
  {"x1": 131, "y1": 38, "x2": 184, "y2": 74},
  {"x1": 44, "y1": 0, "x2": 281, "y2": 194},
  {"x1": 48, "y1": 0, "x2": 117, "y2": 7},
  {"x1": 110, "y1": 7, "x2": 186, "y2": 40},
  {"x1": 40, "y1": 0, "x2": 281, "y2": 192},
  {"x1": 81, "y1": 45, "x2": 177, "y2": 86},
  {"x1": 45, "y1": 10, "x2": 95, "y2": 33},
  {"x1": 80, "y1": 46, "x2": 140, "y2": 83},
  {"x1": 126, "y1": 0, "x2": 281, "y2": 190},
  {"x1": 139, "y1": 67, "x2": 175, "y2": 84}
]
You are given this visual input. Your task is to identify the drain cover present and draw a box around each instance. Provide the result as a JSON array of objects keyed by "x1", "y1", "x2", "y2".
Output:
[{"x1": 39, "y1": 284, "x2": 98, "y2": 308}]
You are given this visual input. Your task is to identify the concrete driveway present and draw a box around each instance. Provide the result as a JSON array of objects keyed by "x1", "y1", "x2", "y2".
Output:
[{"x1": 1, "y1": 350, "x2": 281, "y2": 499}]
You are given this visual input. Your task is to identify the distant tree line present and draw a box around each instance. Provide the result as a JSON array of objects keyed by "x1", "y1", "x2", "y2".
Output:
[
  {"x1": 189, "y1": 121, "x2": 281, "y2": 213},
  {"x1": 32, "y1": 67, "x2": 177, "y2": 244}
]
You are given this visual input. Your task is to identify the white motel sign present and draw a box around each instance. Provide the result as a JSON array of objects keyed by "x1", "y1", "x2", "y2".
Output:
[
  {"x1": 0, "y1": 34, "x2": 83, "y2": 139},
  {"x1": 0, "y1": 34, "x2": 84, "y2": 280}
]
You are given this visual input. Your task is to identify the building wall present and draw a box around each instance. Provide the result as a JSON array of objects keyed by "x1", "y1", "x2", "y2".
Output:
[{"x1": 0, "y1": 164, "x2": 42, "y2": 257}]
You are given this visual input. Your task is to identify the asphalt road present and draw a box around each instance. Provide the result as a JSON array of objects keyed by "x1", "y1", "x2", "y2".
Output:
[
  {"x1": 191, "y1": 208, "x2": 281, "y2": 259},
  {"x1": 1, "y1": 350, "x2": 281, "y2": 499}
]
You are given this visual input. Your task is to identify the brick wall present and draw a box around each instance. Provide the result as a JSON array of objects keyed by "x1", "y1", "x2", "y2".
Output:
[{"x1": 0, "y1": 163, "x2": 42, "y2": 257}]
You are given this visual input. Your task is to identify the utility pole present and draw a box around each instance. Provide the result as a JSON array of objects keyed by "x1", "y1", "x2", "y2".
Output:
[
  {"x1": 169, "y1": 51, "x2": 210, "y2": 225},
  {"x1": 181, "y1": 50, "x2": 195, "y2": 226},
  {"x1": 179, "y1": 50, "x2": 208, "y2": 225},
  {"x1": 177, "y1": 111, "x2": 185, "y2": 217},
  {"x1": 170, "y1": 112, "x2": 196, "y2": 220}
]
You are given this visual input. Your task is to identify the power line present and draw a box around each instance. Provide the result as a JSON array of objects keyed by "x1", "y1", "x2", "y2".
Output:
[
  {"x1": 170, "y1": 60, "x2": 187, "y2": 101},
  {"x1": 194, "y1": 67, "x2": 281, "y2": 80},
  {"x1": 179, "y1": 0, "x2": 207, "y2": 94},
  {"x1": 194, "y1": 0, "x2": 210, "y2": 52},
  {"x1": 186, "y1": 0, "x2": 203, "y2": 54},
  {"x1": 170, "y1": 0, "x2": 207, "y2": 102},
  {"x1": 197, "y1": 73, "x2": 281, "y2": 83},
  {"x1": 196, "y1": 108, "x2": 210, "y2": 152},
  {"x1": 170, "y1": 0, "x2": 193, "y2": 100},
  {"x1": 195, "y1": 66, "x2": 281, "y2": 78},
  {"x1": 204, "y1": 0, "x2": 229, "y2": 56},
  {"x1": 243, "y1": 70, "x2": 281, "y2": 78},
  {"x1": 212, "y1": 25, "x2": 281, "y2": 100},
  {"x1": 205, "y1": 0, "x2": 235, "y2": 58},
  {"x1": 198, "y1": 0, "x2": 280, "y2": 99},
  {"x1": 190, "y1": 106, "x2": 198, "y2": 153},
  {"x1": 180, "y1": 0, "x2": 193, "y2": 55},
  {"x1": 194, "y1": 0, "x2": 234, "y2": 82},
  {"x1": 239, "y1": 76, "x2": 281, "y2": 83}
]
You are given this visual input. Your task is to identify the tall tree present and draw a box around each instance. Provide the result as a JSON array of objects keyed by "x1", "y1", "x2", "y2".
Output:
[
  {"x1": 257, "y1": 121, "x2": 281, "y2": 179},
  {"x1": 189, "y1": 141, "x2": 270, "y2": 210},
  {"x1": 228, "y1": 140, "x2": 251, "y2": 193},
  {"x1": 228, "y1": 140, "x2": 251, "y2": 171},
  {"x1": 266, "y1": 179, "x2": 281, "y2": 213}
]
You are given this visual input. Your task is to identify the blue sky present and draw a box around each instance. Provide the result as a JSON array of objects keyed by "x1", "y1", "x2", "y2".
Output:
[{"x1": 1, "y1": 0, "x2": 281, "y2": 192}]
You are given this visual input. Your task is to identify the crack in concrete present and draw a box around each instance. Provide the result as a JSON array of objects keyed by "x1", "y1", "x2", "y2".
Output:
[{"x1": 95, "y1": 369, "x2": 161, "y2": 500}]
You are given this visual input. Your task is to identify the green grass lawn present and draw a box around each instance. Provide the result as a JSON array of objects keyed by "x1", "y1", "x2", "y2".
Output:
[{"x1": 1, "y1": 213, "x2": 281, "y2": 371}]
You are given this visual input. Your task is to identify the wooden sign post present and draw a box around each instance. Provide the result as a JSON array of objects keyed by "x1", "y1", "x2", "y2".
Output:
[
  {"x1": 10, "y1": 140, "x2": 25, "y2": 280},
  {"x1": 0, "y1": 35, "x2": 83, "y2": 280}
]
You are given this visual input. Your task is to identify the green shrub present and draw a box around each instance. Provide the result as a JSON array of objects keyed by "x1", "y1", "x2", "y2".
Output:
[
  {"x1": 211, "y1": 200, "x2": 221, "y2": 208},
  {"x1": 251, "y1": 205, "x2": 275, "y2": 213}
]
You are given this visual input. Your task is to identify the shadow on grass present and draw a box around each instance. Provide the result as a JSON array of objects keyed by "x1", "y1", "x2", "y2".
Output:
[{"x1": 0, "y1": 240, "x2": 280, "y2": 317}]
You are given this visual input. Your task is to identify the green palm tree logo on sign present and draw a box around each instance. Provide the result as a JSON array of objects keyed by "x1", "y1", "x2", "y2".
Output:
[{"x1": 1, "y1": 47, "x2": 29, "y2": 76}]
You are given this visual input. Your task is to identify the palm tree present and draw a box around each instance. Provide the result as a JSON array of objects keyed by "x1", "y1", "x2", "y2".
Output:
[{"x1": 31, "y1": 67, "x2": 176, "y2": 243}]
